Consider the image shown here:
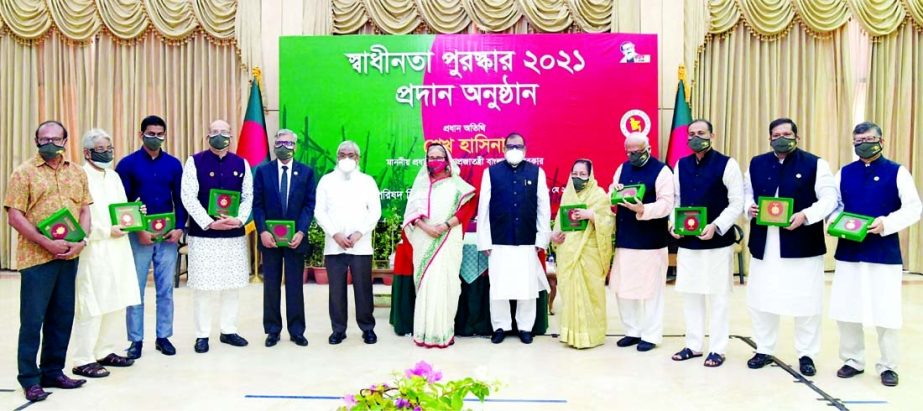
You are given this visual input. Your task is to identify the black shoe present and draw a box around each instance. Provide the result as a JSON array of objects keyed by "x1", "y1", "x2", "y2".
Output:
[
  {"x1": 290, "y1": 335, "x2": 309, "y2": 347},
  {"x1": 40, "y1": 374, "x2": 86, "y2": 389},
  {"x1": 881, "y1": 370, "x2": 899, "y2": 387},
  {"x1": 616, "y1": 336, "x2": 641, "y2": 347},
  {"x1": 747, "y1": 353, "x2": 773, "y2": 369},
  {"x1": 155, "y1": 338, "x2": 176, "y2": 356},
  {"x1": 363, "y1": 330, "x2": 378, "y2": 344},
  {"x1": 220, "y1": 333, "x2": 249, "y2": 347},
  {"x1": 837, "y1": 365, "x2": 864, "y2": 378},
  {"x1": 126, "y1": 341, "x2": 142, "y2": 360},
  {"x1": 194, "y1": 338, "x2": 209, "y2": 353},
  {"x1": 519, "y1": 331, "x2": 533, "y2": 344},
  {"x1": 636, "y1": 341, "x2": 656, "y2": 352},
  {"x1": 799, "y1": 356, "x2": 816, "y2": 376},
  {"x1": 490, "y1": 329, "x2": 506, "y2": 344},
  {"x1": 24, "y1": 385, "x2": 50, "y2": 402},
  {"x1": 265, "y1": 333, "x2": 280, "y2": 347},
  {"x1": 328, "y1": 332, "x2": 346, "y2": 345}
]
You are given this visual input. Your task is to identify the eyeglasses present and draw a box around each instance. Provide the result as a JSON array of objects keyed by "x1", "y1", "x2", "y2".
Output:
[
  {"x1": 505, "y1": 144, "x2": 525, "y2": 150},
  {"x1": 209, "y1": 132, "x2": 232, "y2": 138},
  {"x1": 143, "y1": 133, "x2": 165, "y2": 140},
  {"x1": 426, "y1": 156, "x2": 446, "y2": 161},
  {"x1": 853, "y1": 137, "x2": 881, "y2": 144},
  {"x1": 275, "y1": 141, "x2": 295, "y2": 149},
  {"x1": 37, "y1": 136, "x2": 66, "y2": 145}
]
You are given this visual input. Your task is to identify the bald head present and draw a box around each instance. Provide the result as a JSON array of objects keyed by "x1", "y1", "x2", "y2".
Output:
[
  {"x1": 209, "y1": 120, "x2": 231, "y2": 135},
  {"x1": 624, "y1": 132, "x2": 649, "y2": 152}
]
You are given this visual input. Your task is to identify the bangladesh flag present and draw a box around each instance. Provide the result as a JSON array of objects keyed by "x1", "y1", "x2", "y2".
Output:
[
  {"x1": 666, "y1": 71, "x2": 693, "y2": 168},
  {"x1": 237, "y1": 75, "x2": 269, "y2": 167}
]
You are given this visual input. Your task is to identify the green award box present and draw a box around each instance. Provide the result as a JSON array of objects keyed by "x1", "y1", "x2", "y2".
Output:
[
  {"x1": 144, "y1": 213, "x2": 176, "y2": 242},
  {"x1": 266, "y1": 220, "x2": 296, "y2": 247},
  {"x1": 208, "y1": 189, "x2": 241, "y2": 218},
  {"x1": 611, "y1": 184, "x2": 646, "y2": 205},
  {"x1": 37, "y1": 208, "x2": 86, "y2": 242},
  {"x1": 559, "y1": 204, "x2": 588, "y2": 232},
  {"x1": 756, "y1": 196, "x2": 794, "y2": 227},
  {"x1": 674, "y1": 207, "x2": 708, "y2": 236},
  {"x1": 827, "y1": 212, "x2": 874, "y2": 242},
  {"x1": 108, "y1": 202, "x2": 145, "y2": 232}
]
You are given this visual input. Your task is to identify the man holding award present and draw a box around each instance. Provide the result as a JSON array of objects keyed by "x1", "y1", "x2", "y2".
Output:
[
  {"x1": 71, "y1": 128, "x2": 141, "y2": 378},
  {"x1": 476, "y1": 132, "x2": 551, "y2": 345},
  {"x1": 669, "y1": 120, "x2": 743, "y2": 367},
  {"x1": 743, "y1": 118, "x2": 837, "y2": 376},
  {"x1": 116, "y1": 115, "x2": 186, "y2": 359},
  {"x1": 828, "y1": 122, "x2": 921, "y2": 387},
  {"x1": 4, "y1": 121, "x2": 92, "y2": 402},
  {"x1": 180, "y1": 119, "x2": 254, "y2": 353},
  {"x1": 608, "y1": 132, "x2": 674, "y2": 352},
  {"x1": 253, "y1": 129, "x2": 316, "y2": 347}
]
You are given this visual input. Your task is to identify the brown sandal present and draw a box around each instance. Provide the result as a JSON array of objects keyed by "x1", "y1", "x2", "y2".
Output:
[{"x1": 72, "y1": 363, "x2": 110, "y2": 378}]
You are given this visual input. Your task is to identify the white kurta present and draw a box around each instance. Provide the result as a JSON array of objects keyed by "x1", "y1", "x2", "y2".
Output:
[
  {"x1": 314, "y1": 169, "x2": 381, "y2": 256},
  {"x1": 673, "y1": 156, "x2": 744, "y2": 295},
  {"x1": 829, "y1": 165, "x2": 922, "y2": 329},
  {"x1": 477, "y1": 165, "x2": 551, "y2": 301},
  {"x1": 180, "y1": 156, "x2": 253, "y2": 291},
  {"x1": 75, "y1": 164, "x2": 141, "y2": 319},
  {"x1": 744, "y1": 157, "x2": 837, "y2": 316}
]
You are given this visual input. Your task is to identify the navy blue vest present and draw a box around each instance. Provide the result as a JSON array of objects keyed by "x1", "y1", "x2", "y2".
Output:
[
  {"x1": 747, "y1": 148, "x2": 826, "y2": 259},
  {"x1": 489, "y1": 161, "x2": 540, "y2": 246},
  {"x1": 615, "y1": 157, "x2": 669, "y2": 249},
  {"x1": 187, "y1": 150, "x2": 247, "y2": 238},
  {"x1": 834, "y1": 157, "x2": 903, "y2": 265},
  {"x1": 677, "y1": 150, "x2": 736, "y2": 250}
]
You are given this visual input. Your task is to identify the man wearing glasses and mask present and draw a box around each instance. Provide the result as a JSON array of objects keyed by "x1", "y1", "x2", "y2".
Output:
[
  {"x1": 116, "y1": 115, "x2": 186, "y2": 359},
  {"x1": 252, "y1": 129, "x2": 316, "y2": 348},
  {"x1": 180, "y1": 120, "x2": 254, "y2": 353}
]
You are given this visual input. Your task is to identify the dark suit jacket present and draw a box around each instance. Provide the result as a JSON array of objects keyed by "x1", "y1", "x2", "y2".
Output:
[{"x1": 253, "y1": 159, "x2": 316, "y2": 254}]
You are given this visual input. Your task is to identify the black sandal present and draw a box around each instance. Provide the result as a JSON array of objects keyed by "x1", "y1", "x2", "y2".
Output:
[
  {"x1": 672, "y1": 348, "x2": 703, "y2": 361},
  {"x1": 704, "y1": 352, "x2": 726, "y2": 367},
  {"x1": 72, "y1": 363, "x2": 110, "y2": 378}
]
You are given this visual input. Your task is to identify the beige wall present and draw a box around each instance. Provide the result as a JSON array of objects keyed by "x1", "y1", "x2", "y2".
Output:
[{"x1": 258, "y1": 0, "x2": 686, "y2": 157}]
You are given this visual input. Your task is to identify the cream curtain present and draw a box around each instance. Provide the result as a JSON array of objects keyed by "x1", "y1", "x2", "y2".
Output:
[{"x1": 866, "y1": 22, "x2": 923, "y2": 272}]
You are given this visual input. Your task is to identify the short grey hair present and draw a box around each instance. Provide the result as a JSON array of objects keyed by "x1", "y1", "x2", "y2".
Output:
[
  {"x1": 624, "y1": 132, "x2": 650, "y2": 148},
  {"x1": 82, "y1": 128, "x2": 112, "y2": 150},
  {"x1": 853, "y1": 121, "x2": 882, "y2": 138},
  {"x1": 337, "y1": 140, "x2": 360, "y2": 156},
  {"x1": 275, "y1": 129, "x2": 297, "y2": 139}
]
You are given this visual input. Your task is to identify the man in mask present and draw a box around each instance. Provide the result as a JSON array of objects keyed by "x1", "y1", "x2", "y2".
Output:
[
  {"x1": 5, "y1": 121, "x2": 92, "y2": 402},
  {"x1": 252, "y1": 129, "x2": 316, "y2": 347},
  {"x1": 829, "y1": 122, "x2": 920, "y2": 387},
  {"x1": 71, "y1": 128, "x2": 140, "y2": 379},
  {"x1": 669, "y1": 119, "x2": 743, "y2": 367},
  {"x1": 314, "y1": 140, "x2": 381, "y2": 345},
  {"x1": 476, "y1": 132, "x2": 551, "y2": 344},
  {"x1": 609, "y1": 132, "x2": 674, "y2": 353},
  {"x1": 116, "y1": 115, "x2": 185, "y2": 359},
  {"x1": 180, "y1": 119, "x2": 253, "y2": 353},
  {"x1": 744, "y1": 118, "x2": 837, "y2": 377}
]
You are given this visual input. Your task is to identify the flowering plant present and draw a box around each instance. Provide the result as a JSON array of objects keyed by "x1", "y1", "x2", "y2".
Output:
[{"x1": 338, "y1": 361, "x2": 499, "y2": 411}]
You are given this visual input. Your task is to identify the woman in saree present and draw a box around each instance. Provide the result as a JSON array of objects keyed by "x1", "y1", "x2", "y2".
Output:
[
  {"x1": 551, "y1": 159, "x2": 615, "y2": 349},
  {"x1": 402, "y1": 143, "x2": 476, "y2": 348}
]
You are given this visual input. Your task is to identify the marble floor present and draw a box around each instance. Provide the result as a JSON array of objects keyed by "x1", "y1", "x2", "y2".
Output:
[{"x1": 0, "y1": 271, "x2": 921, "y2": 411}]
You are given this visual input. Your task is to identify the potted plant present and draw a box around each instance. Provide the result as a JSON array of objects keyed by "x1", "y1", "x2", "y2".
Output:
[{"x1": 305, "y1": 222, "x2": 327, "y2": 284}]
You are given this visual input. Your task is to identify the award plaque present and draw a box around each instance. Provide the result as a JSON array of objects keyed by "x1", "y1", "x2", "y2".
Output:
[
  {"x1": 266, "y1": 220, "x2": 296, "y2": 247},
  {"x1": 756, "y1": 196, "x2": 794, "y2": 227},
  {"x1": 208, "y1": 189, "x2": 241, "y2": 218},
  {"x1": 108, "y1": 202, "x2": 145, "y2": 232},
  {"x1": 611, "y1": 184, "x2": 646, "y2": 205},
  {"x1": 37, "y1": 208, "x2": 86, "y2": 242},
  {"x1": 559, "y1": 204, "x2": 588, "y2": 232},
  {"x1": 674, "y1": 207, "x2": 708, "y2": 236},
  {"x1": 827, "y1": 212, "x2": 874, "y2": 242},
  {"x1": 144, "y1": 213, "x2": 175, "y2": 242}
]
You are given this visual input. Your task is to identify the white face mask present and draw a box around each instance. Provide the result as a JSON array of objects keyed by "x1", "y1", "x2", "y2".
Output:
[
  {"x1": 92, "y1": 161, "x2": 113, "y2": 169},
  {"x1": 504, "y1": 149, "x2": 525, "y2": 166},
  {"x1": 337, "y1": 158, "x2": 357, "y2": 174}
]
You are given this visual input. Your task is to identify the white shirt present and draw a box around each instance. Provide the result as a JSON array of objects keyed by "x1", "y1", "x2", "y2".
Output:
[
  {"x1": 672, "y1": 156, "x2": 744, "y2": 236},
  {"x1": 476, "y1": 165, "x2": 551, "y2": 251},
  {"x1": 314, "y1": 169, "x2": 381, "y2": 256},
  {"x1": 277, "y1": 159, "x2": 293, "y2": 198}
]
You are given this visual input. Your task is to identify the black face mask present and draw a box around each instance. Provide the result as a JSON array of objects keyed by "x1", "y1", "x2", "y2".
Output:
[
  {"x1": 209, "y1": 134, "x2": 230, "y2": 150},
  {"x1": 771, "y1": 137, "x2": 797, "y2": 154},
  {"x1": 38, "y1": 143, "x2": 64, "y2": 160},
  {"x1": 628, "y1": 150, "x2": 650, "y2": 167},
  {"x1": 687, "y1": 136, "x2": 711, "y2": 153},
  {"x1": 854, "y1": 142, "x2": 882, "y2": 159},
  {"x1": 90, "y1": 150, "x2": 113, "y2": 163},
  {"x1": 143, "y1": 136, "x2": 164, "y2": 151},
  {"x1": 572, "y1": 177, "x2": 588, "y2": 191},
  {"x1": 274, "y1": 146, "x2": 294, "y2": 161}
]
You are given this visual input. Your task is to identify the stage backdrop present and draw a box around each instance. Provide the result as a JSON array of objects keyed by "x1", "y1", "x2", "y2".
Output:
[{"x1": 279, "y1": 34, "x2": 658, "y2": 216}]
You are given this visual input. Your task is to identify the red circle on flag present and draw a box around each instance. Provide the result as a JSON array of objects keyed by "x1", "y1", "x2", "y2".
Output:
[
  {"x1": 273, "y1": 225, "x2": 289, "y2": 237},
  {"x1": 153, "y1": 220, "x2": 165, "y2": 231},
  {"x1": 685, "y1": 216, "x2": 699, "y2": 231},
  {"x1": 768, "y1": 202, "x2": 782, "y2": 216},
  {"x1": 51, "y1": 224, "x2": 68, "y2": 239},
  {"x1": 218, "y1": 195, "x2": 230, "y2": 208}
]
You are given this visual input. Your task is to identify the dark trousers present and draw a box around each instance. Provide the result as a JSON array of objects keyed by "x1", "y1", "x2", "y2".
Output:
[
  {"x1": 326, "y1": 254, "x2": 374, "y2": 333},
  {"x1": 261, "y1": 247, "x2": 306, "y2": 337},
  {"x1": 18, "y1": 259, "x2": 78, "y2": 388}
]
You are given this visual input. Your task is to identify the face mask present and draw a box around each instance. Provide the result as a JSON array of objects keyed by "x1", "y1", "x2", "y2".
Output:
[
  {"x1": 143, "y1": 136, "x2": 164, "y2": 151},
  {"x1": 208, "y1": 134, "x2": 231, "y2": 150},
  {"x1": 572, "y1": 177, "x2": 588, "y2": 191},
  {"x1": 90, "y1": 150, "x2": 113, "y2": 164},
  {"x1": 688, "y1": 136, "x2": 711, "y2": 153},
  {"x1": 274, "y1": 146, "x2": 294, "y2": 161},
  {"x1": 38, "y1": 143, "x2": 64, "y2": 161},
  {"x1": 854, "y1": 142, "x2": 882, "y2": 159},
  {"x1": 628, "y1": 149, "x2": 650, "y2": 167},
  {"x1": 338, "y1": 158, "x2": 357, "y2": 174},
  {"x1": 504, "y1": 149, "x2": 525, "y2": 166},
  {"x1": 771, "y1": 137, "x2": 797, "y2": 154},
  {"x1": 427, "y1": 160, "x2": 448, "y2": 175}
]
